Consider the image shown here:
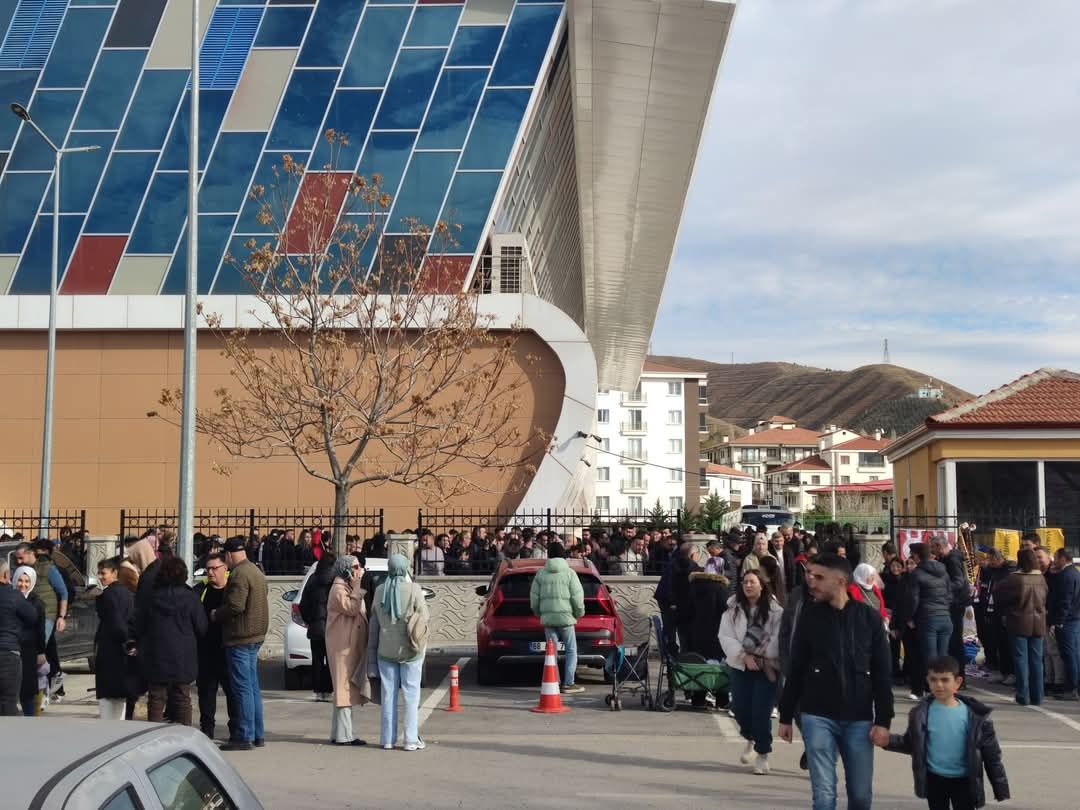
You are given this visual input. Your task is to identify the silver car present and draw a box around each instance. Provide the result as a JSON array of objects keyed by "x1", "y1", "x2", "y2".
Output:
[{"x1": 6, "y1": 718, "x2": 263, "y2": 809}]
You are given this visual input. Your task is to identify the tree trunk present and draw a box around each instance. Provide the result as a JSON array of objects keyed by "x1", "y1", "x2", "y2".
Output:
[{"x1": 333, "y1": 482, "x2": 349, "y2": 555}]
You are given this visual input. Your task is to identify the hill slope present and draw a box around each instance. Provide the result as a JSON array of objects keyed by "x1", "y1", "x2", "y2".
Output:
[{"x1": 648, "y1": 357, "x2": 971, "y2": 432}]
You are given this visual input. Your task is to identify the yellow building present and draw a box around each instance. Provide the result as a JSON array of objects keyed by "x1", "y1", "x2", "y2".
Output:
[{"x1": 885, "y1": 369, "x2": 1080, "y2": 543}]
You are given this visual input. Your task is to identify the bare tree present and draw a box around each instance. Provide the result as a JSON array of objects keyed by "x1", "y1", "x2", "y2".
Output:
[{"x1": 153, "y1": 133, "x2": 545, "y2": 550}]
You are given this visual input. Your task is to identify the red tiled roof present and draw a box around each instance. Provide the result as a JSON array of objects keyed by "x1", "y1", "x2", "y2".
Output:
[
  {"x1": 831, "y1": 436, "x2": 890, "y2": 452},
  {"x1": 768, "y1": 415, "x2": 797, "y2": 423},
  {"x1": 766, "y1": 455, "x2": 832, "y2": 474},
  {"x1": 731, "y1": 426, "x2": 822, "y2": 446},
  {"x1": 928, "y1": 368, "x2": 1080, "y2": 428},
  {"x1": 807, "y1": 479, "x2": 893, "y2": 495},
  {"x1": 706, "y1": 463, "x2": 751, "y2": 478}
]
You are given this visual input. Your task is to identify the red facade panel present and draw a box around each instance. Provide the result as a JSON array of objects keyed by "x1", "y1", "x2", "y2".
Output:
[{"x1": 60, "y1": 235, "x2": 127, "y2": 294}]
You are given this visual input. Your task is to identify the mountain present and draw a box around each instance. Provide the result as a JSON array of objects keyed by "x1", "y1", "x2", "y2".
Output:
[{"x1": 648, "y1": 357, "x2": 972, "y2": 433}]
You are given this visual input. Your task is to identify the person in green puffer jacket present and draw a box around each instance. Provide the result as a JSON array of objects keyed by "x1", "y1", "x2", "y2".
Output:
[{"x1": 530, "y1": 544, "x2": 586, "y2": 694}]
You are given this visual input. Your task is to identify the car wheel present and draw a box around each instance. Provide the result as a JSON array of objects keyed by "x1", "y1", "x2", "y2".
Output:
[
  {"x1": 283, "y1": 665, "x2": 304, "y2": 690},
  {"x1": 86, "y1": 656, "x2": 96, "y2": 675},
  {"x1": 476, "y1": 656, "x2": 499, "y2": 686}
]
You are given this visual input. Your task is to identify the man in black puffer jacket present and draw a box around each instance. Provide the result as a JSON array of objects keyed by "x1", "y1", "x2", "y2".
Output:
[
  {"x1": 907, "y1": 543, "x2": 954, "y2": 668},
  {"x1": 688, "y1": 571, "x2": 729, "y2": 660},
  {"x1": 932, "y1": 537, "x2": 972, "y2": 679}
]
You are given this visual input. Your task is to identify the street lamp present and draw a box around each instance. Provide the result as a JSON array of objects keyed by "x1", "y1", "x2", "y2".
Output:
[{"x1": 9, "y1": 102, "x2": 100, "y2": 540}]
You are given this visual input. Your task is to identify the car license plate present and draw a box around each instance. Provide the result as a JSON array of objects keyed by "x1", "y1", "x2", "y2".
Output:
[{"x1": 529, "y1": 641, "x2": 564, "y2": 652}]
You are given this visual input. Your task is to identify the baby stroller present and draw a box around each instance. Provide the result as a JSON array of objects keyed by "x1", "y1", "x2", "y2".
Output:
[
  {"x1": 651, "y1": 615, "x2": 729, "y2": 712},
  {"x1": 604, "y1": 639, "x2": 652, "y2": 711}
]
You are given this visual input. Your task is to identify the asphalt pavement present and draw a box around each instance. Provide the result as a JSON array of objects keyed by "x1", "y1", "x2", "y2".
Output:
[{"x1": 49, "y1": 659, "x2": 1080, "y2": 809}]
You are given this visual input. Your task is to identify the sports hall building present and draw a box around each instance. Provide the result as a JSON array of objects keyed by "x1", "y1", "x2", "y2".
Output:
[{"x1": 0, "y1": 0, "x2": 735, "y2": 531}]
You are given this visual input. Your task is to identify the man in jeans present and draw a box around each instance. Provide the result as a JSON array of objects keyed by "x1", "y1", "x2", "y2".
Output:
[
  {"x1": 1050, "y1": 547, "x2": 1080, "y2": 700},
  {"x1": 908, "y1": 542, "x2": 953, "y2": 664},
  {"x1": 213, "y1": 537, "x2": 269, "y2": 751},
  {"x1": 779, "y1": 553, "x2": 894, "y2": 810},
  {"x1": 530, "y1": 543, "x2": 585, "y2": 694}
]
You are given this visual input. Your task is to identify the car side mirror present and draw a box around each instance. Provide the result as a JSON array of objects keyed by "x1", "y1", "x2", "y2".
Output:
[{"x1": 475, "y1": 585, "x2": 488, "y2": 597}]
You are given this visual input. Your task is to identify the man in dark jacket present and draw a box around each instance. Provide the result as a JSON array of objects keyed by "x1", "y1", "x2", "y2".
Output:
[
  {"x1": 94, "y1": 557, "x2": 137, "y2": 720},
  {"x1": 299, "y1": 552, "x2": 337, "y2": 702},
  {"x1": 194, "y1": 553, "x2": 237, "y2": 739},
  {"x1": 669, "y1": 543, "x2": 702, "y2": 655},
  {"x1": 1, "y1": 569, "x2": 40, "y2": 716},
  {"x1": 908, "y1": 543, "x2": 953, "y2": 663},
  {"x1": 932, "y1": 537, "x2": 972, "y2": 679},
  {"x1": 687, "y1": 571, "x2": 729, "y2": 660},
  {"x1": 1050, "y1": 548, "x2": 1080, "y2": 700},
  {"x1": 975, "y1": 550, "x2": 1013, "y2": 673},
  {"x1": 779, "y1": 553, "x2": 893, "y2": 810}
]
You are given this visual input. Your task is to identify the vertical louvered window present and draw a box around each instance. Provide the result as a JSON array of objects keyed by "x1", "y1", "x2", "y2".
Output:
[
  {"x1": 0, "y1": 0, "x2": 66, "y2": 69},
  {"x1": 199, "y1": 7, "x2": 261, "y2": 90}
]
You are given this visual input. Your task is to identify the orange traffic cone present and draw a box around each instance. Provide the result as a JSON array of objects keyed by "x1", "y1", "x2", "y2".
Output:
[
  {"x1": 446, "y1": 664, "x2": 463, "y2": 712},
  {"x1": 531, "y1": 638, "x2": 571, "y2": 714}
]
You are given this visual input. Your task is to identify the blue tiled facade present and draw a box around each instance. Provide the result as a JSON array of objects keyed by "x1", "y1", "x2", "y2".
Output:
[{"x1": 0, "y1": 0, "x2": 564, "y2": 294}]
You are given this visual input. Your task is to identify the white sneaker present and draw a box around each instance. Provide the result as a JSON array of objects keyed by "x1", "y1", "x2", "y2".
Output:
[
  {"x1": 908, "y1": 692, "x2": 921, "y2": 701},
  {"x1": 770, "y1": 707, "x2": 779, "y2": 719},
  {"x1": 753, "y1": 754, "x2": 770, "y2": 775},
  {"x1": 382, "y1": 744, "x2": 393, "y2": 750},
  {"x1": 404, "y1": 740, "x2": 426, "y2": 752},
  {"x1": 739, "y1": 741, "x2": 755, "y2": 765}
]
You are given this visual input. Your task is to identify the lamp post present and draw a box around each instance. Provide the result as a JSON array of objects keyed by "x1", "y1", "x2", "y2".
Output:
[
  {"x1": 178, "y1": 0, "x2": 200, "y2": 581},
  {"x1": 8, "y1": 103, "x2": 99, "y2": 540}
]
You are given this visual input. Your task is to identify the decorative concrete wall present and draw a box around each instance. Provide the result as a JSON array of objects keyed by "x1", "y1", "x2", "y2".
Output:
[{"x1": 260, "y1": 574, "x2": 661, "y2": 659}]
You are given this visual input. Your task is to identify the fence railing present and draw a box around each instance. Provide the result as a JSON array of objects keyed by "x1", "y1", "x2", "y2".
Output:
[
  {"x1": 118, "y1": 508, "x2": 385, "y2": 542},
  {"x1": 0, "y1": 509, "x2": 86, "y2": 540}
]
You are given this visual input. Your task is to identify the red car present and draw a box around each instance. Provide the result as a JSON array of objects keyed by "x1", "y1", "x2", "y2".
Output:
[{"x1": 475, "y1": 558, "x2": 624, "y2": 685}]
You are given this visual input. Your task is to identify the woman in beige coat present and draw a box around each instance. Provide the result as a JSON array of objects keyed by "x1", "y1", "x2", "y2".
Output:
[{"x1": 325, "y1": 555, "x2": 371, "y2": 745}]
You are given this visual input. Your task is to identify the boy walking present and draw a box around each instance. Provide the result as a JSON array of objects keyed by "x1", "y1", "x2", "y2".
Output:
[{"x1": 882, "y1": 656, "x2": 1009, "y2": 809}]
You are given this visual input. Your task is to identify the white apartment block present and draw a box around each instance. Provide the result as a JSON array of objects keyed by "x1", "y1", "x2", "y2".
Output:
[{"x1": 592, "y1": 360, "x2": 709, "y2": 517}]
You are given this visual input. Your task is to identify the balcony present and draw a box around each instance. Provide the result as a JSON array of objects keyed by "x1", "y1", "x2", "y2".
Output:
[
  {"x1": 619, "y1": 421, "x2": 647, "y2": 436},
  {"x1": 619, "y1": 450, "x2": 648, "y2": 464},
  {"x1": 621, "y1": 478, "x2": 649, "y2": 494},
  {"x1": 621, "y1": 391, "x2": 647, "y2": 405}
]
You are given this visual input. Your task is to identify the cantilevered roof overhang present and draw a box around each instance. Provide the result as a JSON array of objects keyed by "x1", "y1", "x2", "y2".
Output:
[{"x1": 568, "y1": 0, "x2": 736, "y2": 390}]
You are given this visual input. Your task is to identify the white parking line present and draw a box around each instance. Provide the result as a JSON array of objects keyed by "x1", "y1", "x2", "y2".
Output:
[
  {"x1": 418, "y1": 656, "x2": 470, "y2": 730},
  {"x1": 967, "y1": 685, "x2": 1080, "y2": 734}
]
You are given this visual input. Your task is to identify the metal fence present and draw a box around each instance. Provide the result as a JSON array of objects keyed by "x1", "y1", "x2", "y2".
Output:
[
  {"x1": 890, "y1": 511, "x2": 1080, "y2": 555},
  {"x1": 118, "y1": 507, "x2": 385, "y2": 543},
  {"x1": 412, "y1": 508, "x2": 682, "y2": 576},
  {"x1": 0, "y1": 509, "x2": 86, "y2": 540}
]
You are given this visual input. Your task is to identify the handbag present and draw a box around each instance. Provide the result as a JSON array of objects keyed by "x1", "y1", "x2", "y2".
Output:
[{"x1": 406, "y1": 585, "x2": 429, "y2": 653}]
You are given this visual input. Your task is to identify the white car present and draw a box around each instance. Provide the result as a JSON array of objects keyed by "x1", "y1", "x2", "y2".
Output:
[
  {"x1": 282, "y1": 559, "x2": 436, "y2": 689},
  {"x1": 6, "y1": 718, "x2": 263, "y2": 809}
]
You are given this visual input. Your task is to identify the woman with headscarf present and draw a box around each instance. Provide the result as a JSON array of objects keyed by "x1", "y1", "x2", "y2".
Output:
[
  {"x1": 12, "y1": 565, "x2": 46, "y2": 716},
  {"x1": 324, "y1": 554, "x2": 371, "y2": 745},
  {"x1": 848, "y1": 562, "x2": 888, "y2": 623},
  {"x1": 367, "y1": 553, "x2": 429, "y2": 751}
]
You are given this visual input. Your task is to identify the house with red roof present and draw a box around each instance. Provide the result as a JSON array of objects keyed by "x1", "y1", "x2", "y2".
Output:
[{"x1": 885, "y1": 368, "x2": 1080, "y2": 536}]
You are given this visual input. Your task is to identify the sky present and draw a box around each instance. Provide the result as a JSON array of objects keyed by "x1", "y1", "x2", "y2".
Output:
[{"x1": 653, "y1": 0, "x2": 1080, "y2": 395}]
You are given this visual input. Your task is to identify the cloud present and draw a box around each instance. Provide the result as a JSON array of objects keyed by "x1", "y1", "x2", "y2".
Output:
[{"x1": 655, "y1": 0, "x2": 1080, "y2": 394}]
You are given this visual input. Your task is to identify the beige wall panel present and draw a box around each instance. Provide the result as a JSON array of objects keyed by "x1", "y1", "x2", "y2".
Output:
[
  {"x1": 100, "y1": 373, "x2": 168, "y2": 420},
  {"x1": 0, "y1": 419, "x2": 41, "y2": 459},
  {"x1": 463, "y1": 0, "x2": 514, "y2": 25},
  {"x1": 223, "y1": 49, "x2": 297, "y2": 132},
  {"x1": 100, "y1": 332, "x2": 173, "y2": 374},
  {"x1": 0, "y1": 379, "x2": 43, "y2": 419},
  {"x1": 0, "y1": 464, "x2": 34, "y2": 508},
  {"x1": 52, "y1": 419, "x2": 102, "y2": 464},
  {"x1": 51, "y1": 463, "x2": 101, "y2": 506},
  {"x1": 110, "y1": 256, "x2": 172, "y2": 295},
  {"x1": 97, "y1": 463, "x2": 167, "y2": 509},
  {"x1": 99, "y1": 419, "x2": 171, "y2": 464},
  {"x1": 0, "y1": 255, "x2": 19, "y2": 295},
  {"x1": 55, "y1": 373, "x2": 102, "y2": 421},
  {"x1": 0, "y1": 332, "x2": 47, "y2": 373},
  {"x1": 146, "y1": 0, "x2": 220, "y2": 70}
]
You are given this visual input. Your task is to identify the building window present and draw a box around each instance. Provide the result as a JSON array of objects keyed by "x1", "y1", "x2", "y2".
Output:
[
  {"x1": 811, "y1": 475, "x2": 821, "y2": 485},
  {"x1": 668, "y1": 438, "x2": 683, "y2": 454},
  {"x1": 859, "y1": 452, "x2": 884, "y2": 467},
  {"x1": 667, "y1": 410, "x2": 682, "y2": 425},
  {"x1": 766, "y1": 448, "x2": 779, "y2": 460},
  {"x1": 839, "y1": 455, "x2": 851, "y2": 465},
  {"x1": 869, "y1": 475, "x2": 879, "y2": 482},
  {"x1": 597, "y1": 467, "x2": 610, "y2": 482},
  {"x1": 698, "y1": 384, "x2": 707, "y2": 404},
  {"x1": 595, "y1": 496, "x2": 609, "y2": 512},
  {"x1": 596, "y1": 408, "x2": 609, "y2": 424},
  {"x1": 670, "y1": 468, "x2": 683, "y2": 483},
  {"x1": 627, "y1": 496, "x2": 643, "y2": 514},
  {"x1": 669, "y1": 497, "x2": 684, "y2": 512},
  {"x1": 667, "y1": 381, "x2": 682, "y2": 396},
  {"x1": 626, "y1": 438, "x2": 643, "y2": 460},
  {"x1": 499, "y1": 245, "x2": 522, "y2": 293},
  {"x1": 698, "y1": 412, "x2": 707, "y2": 433},
  {"x1": 627, "y1": 467, "x2": 643, "y2": 487},
  {"x1": 600, "y1": 438, "x2": 610, "y2": 452},
  {"x1": 626, "y1": 410, "x2": 644, "y2": 430},
  {"x1": 699, "y1": 467, "x2": 708, "y2": 488},
  {"x1": 881, "y1": 496, "x2": 890, "y2": 509},
  {"x1": 841, "y1": 476, "x2": 851, "y2": 485}
]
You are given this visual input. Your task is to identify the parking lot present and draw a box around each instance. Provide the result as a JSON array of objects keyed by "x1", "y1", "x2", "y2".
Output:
[{"x1": 47, "y1": 656, "x2": 1080, "y2": 809}]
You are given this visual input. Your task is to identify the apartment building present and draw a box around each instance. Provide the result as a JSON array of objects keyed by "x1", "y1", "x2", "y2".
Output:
[
  {"x1": 707, "y1": 416, "x2": 823, "y2": 500},
  {"x1": 592, "y1": 360, "x2": 709, "y2": 516},
  {"x1": 704, "y1": 464, "x2": 753, "y2": 509}
]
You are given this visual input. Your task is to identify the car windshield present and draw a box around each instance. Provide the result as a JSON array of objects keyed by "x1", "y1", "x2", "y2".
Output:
[{"x1": 497, "y1": 572, "x2": 604, "y2": 599}]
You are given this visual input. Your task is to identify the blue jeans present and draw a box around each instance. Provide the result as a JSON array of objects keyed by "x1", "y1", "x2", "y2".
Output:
[
  {"x1": 801, "y1": 714, "x2": 874, "y2": 810},
  {"x1": 728, "y1": 667, "x2": 777, "y2": 754},
  {"x1": 921, "y1": 613, "x2": 952, "y2": 661},
  {"x1": 544, "y1": 625, "x2": 578, "y2": 687},
  {"x1": 378, "y1": 656, "x2": 423, "y2": 747},
  {"x1": 1011, "y1": 635, "x2": 1044, "y2": 705},
  {"x1": 44, "y1": 618, "x2": 54, "y2": 647},
  {"x1": 1057, "y1": 620, "x2": 1080, "y2": 692},
  {"x1": 225, "y1": 643, "x2": 264, "y2": 742}
]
